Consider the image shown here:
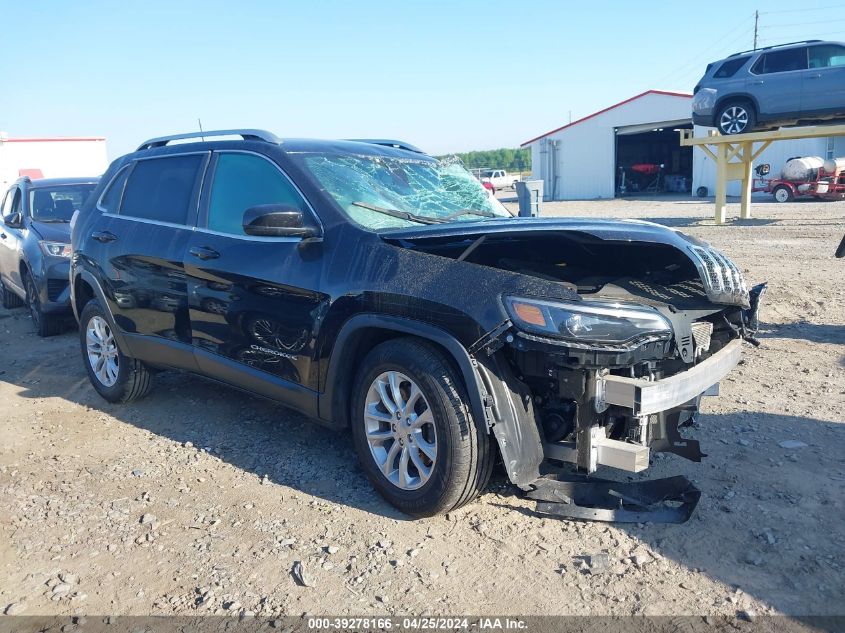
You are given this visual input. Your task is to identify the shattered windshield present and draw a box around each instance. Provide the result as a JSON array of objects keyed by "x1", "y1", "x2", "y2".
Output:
[{"x1": 296, "y1": 153, "x2": 512, "y2": 229}]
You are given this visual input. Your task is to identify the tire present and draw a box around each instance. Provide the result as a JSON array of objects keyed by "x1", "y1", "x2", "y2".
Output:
[
  {"x1": 696, "y1": 186, "x2": 709, "y2": 198},
  {"x1": 25, "y1": 273, "x2": 63, "y2": 337},
  {"x1": 1, "y1": 279, "x2": 24, "y2": 309},
  {"x1": 79, "y1": 299, "x2": 153, "y2": 403},
  {"x1": 716, "y1": 101, "x2": 756, "y2": 135},
  {"x1": 351, "y1": 338, "x2": 493, "y2": 517},
  {"x1": 773, "y1": 185, "x2": 794, "y2": 203}
]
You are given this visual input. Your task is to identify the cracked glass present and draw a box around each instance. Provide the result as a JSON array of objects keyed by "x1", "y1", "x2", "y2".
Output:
[{"x1": 296, "y1": 153, "x2": 511, "y2": 230}]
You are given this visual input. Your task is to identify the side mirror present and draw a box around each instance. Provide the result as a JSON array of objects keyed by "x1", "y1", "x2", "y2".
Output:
[
  {"x1": 3, "y1": 212, "x2": 22, "y2": 229},
  {"x1": 755, "y1": 163, "x2": 771, "y2": 177},
  {"x1": 242, "y1": 204, "x2": 318, "y2": 238}
]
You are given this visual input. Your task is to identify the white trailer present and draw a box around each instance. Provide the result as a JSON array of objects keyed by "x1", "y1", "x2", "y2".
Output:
[{"x1": 0, "y1": 133, "x2": 108, "y2": 190}]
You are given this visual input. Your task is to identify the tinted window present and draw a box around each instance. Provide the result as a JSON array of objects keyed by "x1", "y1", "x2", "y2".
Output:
[
  {"x1": 29, "y1": 184, "x2": 97, "y2": 221},
  {"x1": 207, "y1": 153, "x2": 309, "y2": 235},
  {"x1": 100, "y1": 167, "x2": 130, "y2": 214},
  {"x1": 121, "y1": 155, "x2": 203, "y2": 225},
  {"x1": 715, "y1": 56, "x2": 750, "y2": 78},
  {"x1": 809, "y1": 44, "x2": 845, "y2": 68},
  {"x1": 752, "y1": 47, "x2": 808, "y2": 74},
  {"x1": 1, "y1": 189, "x2": 13, "y2": 216}
]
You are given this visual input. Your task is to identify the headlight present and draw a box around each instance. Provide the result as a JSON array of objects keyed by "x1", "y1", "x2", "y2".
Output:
[
  {"x1": 39, "y1": 241, "x2": 72, "y2": 258},
  {"x1": 505, "y1": 296, "x2": 672, "y2": 345}
]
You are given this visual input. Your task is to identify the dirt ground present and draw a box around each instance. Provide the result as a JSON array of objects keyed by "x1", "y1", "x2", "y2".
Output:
[{"x1": 1, "y1": 196, "x2": 844, "y2": 620}]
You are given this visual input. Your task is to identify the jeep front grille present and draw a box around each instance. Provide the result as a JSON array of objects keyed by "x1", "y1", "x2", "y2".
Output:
[{"x1": 688, "y1": 246, "x2": 749, "y2": 307}]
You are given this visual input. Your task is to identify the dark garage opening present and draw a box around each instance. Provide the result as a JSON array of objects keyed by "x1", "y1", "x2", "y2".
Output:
[{"x1": 615, "y1": 123, "x2": 693, "y2": 196}]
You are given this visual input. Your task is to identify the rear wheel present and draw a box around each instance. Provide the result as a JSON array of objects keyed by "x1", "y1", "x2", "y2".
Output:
[
  {"x1": 79, "y1": 299, "x2": 153, "y2": 403},
  {"x1": 717, "y1": 101, "x2": 756, "y2": 135},
  {"x1": 773, "y1": 185, "x2": 794, "y2": 203},
  {"x1": 25, "y1": 274, "x2": 62, "y2": 337},
  {"x1": 351, "y1": 338, "x2": 493, "y2": 517}
]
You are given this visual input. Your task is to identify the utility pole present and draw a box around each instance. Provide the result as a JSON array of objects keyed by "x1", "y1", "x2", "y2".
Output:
[
  {"x1": 753, "y1": 10, "x2": 759, "y2": 50},
  {"x1": 198, "y1": 118, "x2": 205, "y2": 141}
]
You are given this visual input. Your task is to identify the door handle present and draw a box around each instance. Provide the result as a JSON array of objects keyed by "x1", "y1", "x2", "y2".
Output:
[
  {"x1": 189, "y1": 246, "x2": 220, "y2": 260},
  {"x1": 808, "y1": 73, "x2": 822, "y2": 79},
  {"x1": 750, "y1": 80, "x2": 764, "y2": 85},
  {"x1": 91, "y1": 230, "x2": 118, "y2": 243}
]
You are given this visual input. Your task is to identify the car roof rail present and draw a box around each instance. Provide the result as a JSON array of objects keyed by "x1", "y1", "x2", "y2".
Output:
[
  {"x1": 347, "y1": 139, "x2": 425, "y2": 154},
  {"x1": 728, "y1": 39, "x2": 823, "y2": 57},
  {"x1": 136, "y1": 129, "x2": 281, "y2": 151}
]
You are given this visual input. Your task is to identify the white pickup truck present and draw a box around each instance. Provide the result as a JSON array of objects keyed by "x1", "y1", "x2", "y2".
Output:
[{"x1": 480, "y1": 169, "x2": 521, "y2": 191}]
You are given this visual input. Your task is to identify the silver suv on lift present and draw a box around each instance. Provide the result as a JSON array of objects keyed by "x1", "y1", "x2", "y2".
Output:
[{"x1": 693, "y1": 40, "x2": 845, "y2": 135}]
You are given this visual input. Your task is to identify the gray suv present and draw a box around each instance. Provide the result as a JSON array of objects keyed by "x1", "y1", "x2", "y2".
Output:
[{"x1": 693, "y1": 40, "x2": 845, "y2": 135}]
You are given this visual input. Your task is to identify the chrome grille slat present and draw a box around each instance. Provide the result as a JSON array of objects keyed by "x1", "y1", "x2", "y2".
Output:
[{"x1": 688, "y1": 246, "x2": 749, "y2": 306}]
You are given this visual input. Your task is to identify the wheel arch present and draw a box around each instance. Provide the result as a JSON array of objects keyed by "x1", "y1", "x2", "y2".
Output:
[
  {"x1": 71, "y1": 269, "x2": 128, "y2": 349},
  {"x1": 713, "y1": 93, "x2": 759, "y2": 125},
  {"x1": 318, "y1": 314, "x2": 491, "y2": 435}
]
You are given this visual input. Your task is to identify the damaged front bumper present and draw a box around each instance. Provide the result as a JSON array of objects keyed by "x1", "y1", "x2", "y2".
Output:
[{"x1": 596, "y1": 338, "x2": 742, "y2": 417}]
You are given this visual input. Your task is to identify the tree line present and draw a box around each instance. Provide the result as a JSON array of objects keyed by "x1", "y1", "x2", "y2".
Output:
[{"x1": 438, "y1": 148, "x2": 531, "y2": 173}]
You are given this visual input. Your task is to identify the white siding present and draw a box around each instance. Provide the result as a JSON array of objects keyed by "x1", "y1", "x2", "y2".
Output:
[
  {"x1": 525, "y1": 92, "x2": 693, "y2": 200},
  {"x1": 0, "y1": 139, "x2": 108, "y2": 190}
]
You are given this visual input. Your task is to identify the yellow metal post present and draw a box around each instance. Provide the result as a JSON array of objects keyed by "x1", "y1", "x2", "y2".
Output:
[
  {"x1": 679, "y1": 123, "x2": 845, "y2": 224},
  {"x1": 714, "y1": 143, "x2": 727, "y2": 224},
  {"x1": 740, "y1": 142, "x2": 753, "y2": 219}
]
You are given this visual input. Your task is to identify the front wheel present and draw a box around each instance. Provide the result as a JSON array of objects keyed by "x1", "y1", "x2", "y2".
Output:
[
  {"x1": 25, "y1": 274, "x2": 62, "y2": 337},
  {"x1": 717, "y1": 101, "x2": 756, "y2": 135},
  {"x1": 79, "y1": 299, "x2": 153, "y2": 403},
  {"x1": 773, "y1": 185, "x2": 794, "y2": 203},
  {"x1": 351, "y1": 338, "x2": 493, "y2": 517}
]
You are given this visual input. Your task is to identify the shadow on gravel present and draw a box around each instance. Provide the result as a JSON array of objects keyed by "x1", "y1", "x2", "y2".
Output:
[
  {"x1": 2, "y1": 324, "x2": 408, "y2": 520},
  {"x1": 759, "y1": 322, "x2": 845, "y2": 346},
  {"x1": 3, "y1": 317, "x2": 844, "y2": 614}
]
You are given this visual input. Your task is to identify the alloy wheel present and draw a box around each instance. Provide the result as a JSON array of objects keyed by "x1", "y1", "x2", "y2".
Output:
[
  {"x1": 719, "y1": 106, "x2": 749, "y2": 134},
  {"x1": 86, "y1": 315, "x2": 119, "y2": 387},
  {"x1": 363, "y1": 371, "x2": 438, "y2": 491}
]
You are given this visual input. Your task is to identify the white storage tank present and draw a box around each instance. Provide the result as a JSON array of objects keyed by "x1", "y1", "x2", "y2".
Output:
[{"x1": 782, "y1": 156, "x2": 824, "y2": 181}]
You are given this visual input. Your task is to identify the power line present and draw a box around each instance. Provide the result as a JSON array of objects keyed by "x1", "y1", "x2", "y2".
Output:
[
  {"x1": 759, "y1": 3, "x2": 845, "y2": 14},
  {"x1": 760, "y1": 17, "x2": 845, "y2": 28}
]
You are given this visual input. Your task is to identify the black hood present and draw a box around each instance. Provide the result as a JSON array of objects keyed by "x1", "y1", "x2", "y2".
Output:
[
  {"x1": 380, "y1": 217, "x2": 707, "y2": 250},
  {"x1": 30, "y1": 221, "x2": 71, "y2": 243}
]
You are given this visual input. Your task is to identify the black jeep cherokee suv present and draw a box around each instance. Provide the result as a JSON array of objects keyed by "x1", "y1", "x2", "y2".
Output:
[{"x1": 71, "y1": 129, "x2": 761, "y2": 518}]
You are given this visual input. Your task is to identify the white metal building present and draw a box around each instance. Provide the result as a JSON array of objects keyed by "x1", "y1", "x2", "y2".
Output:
[
  {"x1": 0, "y1": 134, "x2": 108, "y2": 190},
  {"x1": 522, "y1": 90, "x2": 845, "y2": 200}
]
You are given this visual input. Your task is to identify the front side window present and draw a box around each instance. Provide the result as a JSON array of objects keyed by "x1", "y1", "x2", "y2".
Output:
[
  {"x1": 121, "y1": 155, "x2": 204, "y2": 225},
  {"x1": 1, "y1": 189, "x2": 14, "y2": 217},
  {"x1": 207, "y1": 153, "x2": 310, "y2": 235},
  {"x1": 752, "y1": 48, "x2": 808, "y2": 74},
  {"x1": 809, "y1": 44, "x2": 845, "y2": 68},
  {"x1": 29, "y1": 184, "x2": 97, "y2": 222},
  {"x1": 714, "y1": 56, "x2": 750, "y2": 78},
  {"x1": 295, "y1": 152, "x2": 511, "y2": 230}
]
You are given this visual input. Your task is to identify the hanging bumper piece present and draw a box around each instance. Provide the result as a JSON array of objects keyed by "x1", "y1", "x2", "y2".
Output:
[{"x1": 525, "y1": 474, "x2": 701, "y2": 523}]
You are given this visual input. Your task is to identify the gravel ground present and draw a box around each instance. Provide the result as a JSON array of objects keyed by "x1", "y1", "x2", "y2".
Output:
[{"x1": 1, "y1": 196, "x2": 844, "y2": 620}]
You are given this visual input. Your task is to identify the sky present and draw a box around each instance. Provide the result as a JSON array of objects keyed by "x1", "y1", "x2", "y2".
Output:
[{"x1": 1, "y1": 0, "x2": 844, "y2": 159}]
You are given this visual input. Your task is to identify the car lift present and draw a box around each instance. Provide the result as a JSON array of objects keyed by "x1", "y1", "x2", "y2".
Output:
[{"x1": 679, "y1": 123, "x2": 845, "y2": 224}]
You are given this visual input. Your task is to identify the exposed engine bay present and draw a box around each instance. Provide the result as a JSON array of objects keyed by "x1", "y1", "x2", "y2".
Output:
[{"x1": 385, "y1": 222, "x2": 765, "y2": 522}]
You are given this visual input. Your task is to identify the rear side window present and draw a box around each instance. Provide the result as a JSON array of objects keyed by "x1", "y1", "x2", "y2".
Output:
[
  {"x1": 120, "y1": 155, "x2": 204, "y2": 225},
  {"x1": 809, "y1": 44, "x2": 845, "y2": 68},
  {"x1": 714, "y1": 56, "x2": 750, "y2": 78},
  {"x1": 206, "y1": 153, "x2": 310, "y2": 235},
  {"x1": 752, "y1": 47, "x2": 808, "y2": 74},
  {"x1": 99, "y1": 167, "x2": 130, "y2": 213}
]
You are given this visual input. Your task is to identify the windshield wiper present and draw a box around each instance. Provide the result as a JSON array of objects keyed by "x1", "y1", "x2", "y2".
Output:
[
  {"x1": 351, "y1": 201, "x2": 444, "y2": 225},
  {"x1": 440, "y1": 209, "x2": 501, "y2": 221},
  {"x1": 36, "y1": 218, "x2": 70, "y2": 223}
]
